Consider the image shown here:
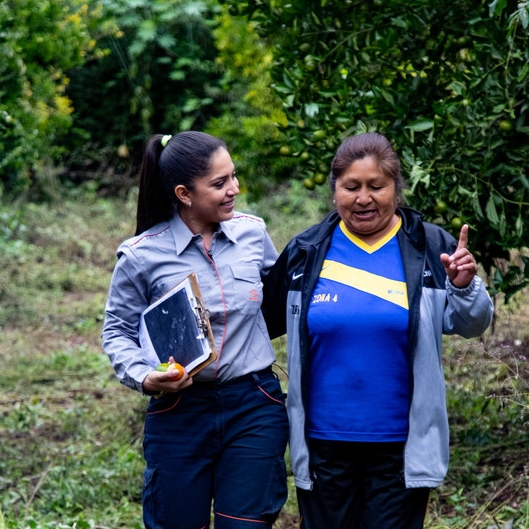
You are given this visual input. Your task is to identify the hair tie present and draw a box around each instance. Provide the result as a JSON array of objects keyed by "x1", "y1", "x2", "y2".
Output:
[{"x1": 161, "y1": 134, "x2": 172, "y2": 148}]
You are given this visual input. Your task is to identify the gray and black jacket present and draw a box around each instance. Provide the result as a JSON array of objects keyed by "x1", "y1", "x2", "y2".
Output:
[{"x1": 262, "y1": 207, "x2": 494, "y2": 490}]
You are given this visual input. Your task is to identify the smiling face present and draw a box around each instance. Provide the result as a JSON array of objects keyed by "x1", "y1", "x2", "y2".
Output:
[
  {"x1": 176, "y1": 147, "x2": 239, "y2": 235},
  {"x1": 334, "y1": 156, "x2": 399, "y2": 244}
]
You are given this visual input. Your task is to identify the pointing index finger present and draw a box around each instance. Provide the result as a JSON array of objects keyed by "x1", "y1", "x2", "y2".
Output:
[{"x1": 457, "y1": 224, "x2": 469, "y2": 250}]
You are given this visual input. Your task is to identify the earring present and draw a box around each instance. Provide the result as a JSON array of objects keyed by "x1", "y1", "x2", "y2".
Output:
[{"x1": 188, "y1": 201, "x2": 192, "y2": 207}]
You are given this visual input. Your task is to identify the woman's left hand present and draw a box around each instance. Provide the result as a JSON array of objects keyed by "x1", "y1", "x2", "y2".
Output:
[{"x1": 440, "y1": 224, "x2": 478, "y2": 289}]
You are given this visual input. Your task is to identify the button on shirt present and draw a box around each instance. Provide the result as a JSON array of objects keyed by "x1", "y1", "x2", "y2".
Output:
[{"x1": 102, "y1": 212, "x2": 279, "y2": 393}]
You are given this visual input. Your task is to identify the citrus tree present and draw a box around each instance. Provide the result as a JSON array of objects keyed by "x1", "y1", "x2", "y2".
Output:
[{"x1": 228, "y1": 0, "x2": 529, "y2": 298}]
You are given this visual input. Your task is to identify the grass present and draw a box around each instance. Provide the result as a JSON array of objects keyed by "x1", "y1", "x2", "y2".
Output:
[{"x1": 0, "y1": 185, "x2": 528, "y2": 528}]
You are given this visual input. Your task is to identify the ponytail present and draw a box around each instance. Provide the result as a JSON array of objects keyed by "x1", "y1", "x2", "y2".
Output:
[{"x1": 135, "y1": 135, "x2": 174, "y2": 236}]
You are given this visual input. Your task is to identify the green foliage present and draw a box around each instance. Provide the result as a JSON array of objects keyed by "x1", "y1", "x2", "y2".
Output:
[
  {"x1": 0, "y1": 0, "x2": 98, "y2": 194},
  {"x1": 0, "y1": 193, "x2": 135, "y2": 327},
  {"x1": 63, "y1": 0, "x2": 229, "y2": 184},
  {"x1": 0, "y1": 195, "x2": 143, "y2": 528},
  {"x1": 0, "y1": 194, "x2": 528, "y2": 528},
  {"x1": 252, "y1": 179, "x2": 332, "y2": 250},
  {"x1": 206, "y1": 9, "x2": 298, "y2": 200},
  {"x1": 229, "y1": 0, "x2": 529, "y2": 299},
  {"x1": 426, "y1": 294, "x2": 529, "y2": 528}
]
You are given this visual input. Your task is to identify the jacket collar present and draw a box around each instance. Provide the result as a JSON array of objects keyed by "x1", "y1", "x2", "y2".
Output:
[
  {"x1": 396, "y1": 207, "x2": 426, "y2": 250},
  {"x1": 295, "y1": 206, "x2": 425, "y2": 249},
  {"x1": 295, "y1": 210, "x2": 341, "y2": 249}
]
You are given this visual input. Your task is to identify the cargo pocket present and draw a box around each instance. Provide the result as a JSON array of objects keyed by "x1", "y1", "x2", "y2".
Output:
[
  {"x1": 142, "y1": 465, "x2": 166, "y2": 529},
  {"x1": 260, "y1": 455, "x2": 288, "y2": 523}
]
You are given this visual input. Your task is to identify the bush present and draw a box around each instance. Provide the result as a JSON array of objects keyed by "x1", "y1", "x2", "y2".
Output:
[{"x1": 0, "y1": 0, "x2": 97, "y2": 195}]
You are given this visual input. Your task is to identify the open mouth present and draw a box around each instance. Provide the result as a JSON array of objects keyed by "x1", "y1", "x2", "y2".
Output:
[{"x1": 354, "y1": 209, "x2": 376, "y2": 218}]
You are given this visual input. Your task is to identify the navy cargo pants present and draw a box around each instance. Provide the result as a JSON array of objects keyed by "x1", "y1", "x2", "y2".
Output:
[{"x1": 142, "y1": 368, "x2": 288, "y2": 529}]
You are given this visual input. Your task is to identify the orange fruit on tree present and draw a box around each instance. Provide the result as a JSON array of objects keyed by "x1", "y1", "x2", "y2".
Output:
[
  {"x1": 434, "y1": 200, "x2": 448, "y2": 214},
  {"x1": 303, "y1": 177, "x2": 316, "y2": 190},
  {"x1": 450, "y1": 217, "x2": 463, "y2": 230},
  {"x1": 314, "y1": 172, "x2": 326, "y2": 185},
  {"x1": 312, "y1": 129, "x2": 326, "y2": 140}
]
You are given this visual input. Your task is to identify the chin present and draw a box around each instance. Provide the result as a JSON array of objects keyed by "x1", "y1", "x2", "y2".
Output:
[{"x1": 219, "y1": 211, "x2": 235, "y2": 221}]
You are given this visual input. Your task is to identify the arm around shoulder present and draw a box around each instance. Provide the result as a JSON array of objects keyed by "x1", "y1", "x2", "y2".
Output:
[{"x1": 262, "y1": 247, "x2": 290, "y2": 340}]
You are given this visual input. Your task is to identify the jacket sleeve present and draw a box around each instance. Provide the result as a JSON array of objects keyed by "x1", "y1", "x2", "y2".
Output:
[
  {"x1": 422, "y1": 221, "x2": 494, "y2": 338},
  {"x1": 443, "y1": 275, "x2": 494, "y2": 338},
  {"x1": 261, "y1": 224, "x2": 279, "y2": 276},
  {"x1": 262, "y1": 245, "x2": 291, "y2": 339}
]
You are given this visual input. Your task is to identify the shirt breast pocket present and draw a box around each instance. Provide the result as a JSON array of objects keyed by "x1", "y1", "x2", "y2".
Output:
[{"x1": 230, "y1": 264, "x2": 263, "y2": 316}]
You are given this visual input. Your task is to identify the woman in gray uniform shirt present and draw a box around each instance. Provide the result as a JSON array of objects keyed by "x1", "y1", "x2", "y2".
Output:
[{"x1": 102, "y1": 131, "x2": 288, "y2": 529}]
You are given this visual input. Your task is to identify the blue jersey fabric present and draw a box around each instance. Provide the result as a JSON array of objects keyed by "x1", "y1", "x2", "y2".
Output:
[{"x1": 306, "y1": 220, "x2": 411, "y2": 442}]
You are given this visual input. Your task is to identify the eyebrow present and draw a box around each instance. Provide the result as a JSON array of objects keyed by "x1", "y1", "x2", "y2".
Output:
[{"x1": 210, "y1": 171, "x2": 234, "y2": 183}]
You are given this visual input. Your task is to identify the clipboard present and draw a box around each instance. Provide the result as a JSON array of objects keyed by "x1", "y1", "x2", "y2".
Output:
[{"x1": 139, "y1": 273, "x2": 217, "y2": 376}]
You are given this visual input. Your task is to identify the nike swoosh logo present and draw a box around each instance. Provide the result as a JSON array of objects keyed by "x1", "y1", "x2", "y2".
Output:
[{"x1": 292, "y1": 272, "x2": 303, "y2": 280}]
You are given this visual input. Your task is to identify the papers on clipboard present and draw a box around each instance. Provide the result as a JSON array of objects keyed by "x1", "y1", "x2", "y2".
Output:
[{"x1": 139, "y1": 273, "x2": 217, "y2": 376}]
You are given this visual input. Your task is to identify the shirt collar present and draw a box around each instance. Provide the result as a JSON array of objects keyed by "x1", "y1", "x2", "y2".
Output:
[
  {"x1": 220, "y1": 218, "x2": 238, "y2": 244},
  {"x1": 170, "y1": 213, "x2": 238, "y2": 255}
]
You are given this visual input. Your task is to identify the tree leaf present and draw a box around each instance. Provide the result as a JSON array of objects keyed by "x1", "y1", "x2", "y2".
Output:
[
  {"x1": 137, "y1": 19, "x2": 156, "y2": 42},
  {"x1": 471, "y1": 194, "x2": 484, "y2": 220},
  {"x1": 499, "y1": 212, "x2": 506, "y2": 237},
  {"x1": 406, "y1": 119, "x2": 434, "y2": 132},
  {"x1": 304, "y1": 102, "x2": 319, "y2": 118},
  {"x1": 489, "y1": 0, "x2": 507, "y2": 17},
  {"x1": 517, "y1": 62, "x2": 529, "y2": 82},
  {"x1": 519, "y1": 7, "x2": 529, "y2": 29},
  {"x1": 515, "y1": 215, "x2": 523, "y2": 238},
  {"x1": 485, "y1": 195, "x2": 500, "y2": 224}
]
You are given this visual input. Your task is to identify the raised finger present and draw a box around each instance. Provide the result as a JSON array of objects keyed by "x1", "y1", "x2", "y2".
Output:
[{"x1": 457, "y1": 224, "x2": 469, "y2": 251}]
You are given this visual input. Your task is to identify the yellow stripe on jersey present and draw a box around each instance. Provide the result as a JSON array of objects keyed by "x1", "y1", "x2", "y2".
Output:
[
  {"x1": 339, "y1": 218, "x2": 402, "y2": 254},
  {"x1": 320, "y1": 259, "x2": 409, "y2": 310}
]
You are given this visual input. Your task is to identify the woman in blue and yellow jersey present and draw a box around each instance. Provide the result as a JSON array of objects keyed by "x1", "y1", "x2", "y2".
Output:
[{"x1": 262, "y1": 132, "x2": 493, "y2": 529}]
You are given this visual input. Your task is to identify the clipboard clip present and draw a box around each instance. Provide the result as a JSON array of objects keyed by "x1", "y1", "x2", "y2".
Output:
[{"x1": 193, "y1": 296, "x2": 210, "y2": 339}]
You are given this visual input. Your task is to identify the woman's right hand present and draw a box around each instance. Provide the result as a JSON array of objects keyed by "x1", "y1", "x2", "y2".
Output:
[{"x1": 142, "y1": 357, "x2": 193, "y2": 394}]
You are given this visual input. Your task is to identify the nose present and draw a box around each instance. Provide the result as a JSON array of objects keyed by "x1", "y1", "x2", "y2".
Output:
[
  {"x1": 356, "y1": 187, "x2": 371, "y2": 205},
  {"x1": 228, "y1": 176, "x2": 240, "y2": 196}
]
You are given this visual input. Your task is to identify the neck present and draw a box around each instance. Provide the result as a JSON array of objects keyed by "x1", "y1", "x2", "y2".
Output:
[
  {"x1": 347, "y1": 213, "x2": 401, "y2": 246},
  {"x1": 179, "y1": 209, "x2": 217, "y2": 245}
]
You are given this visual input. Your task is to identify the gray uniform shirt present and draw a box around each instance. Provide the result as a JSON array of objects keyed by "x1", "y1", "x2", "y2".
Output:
[{"x1": 102, "y1": 211, "x2": 278, "y2": 393}]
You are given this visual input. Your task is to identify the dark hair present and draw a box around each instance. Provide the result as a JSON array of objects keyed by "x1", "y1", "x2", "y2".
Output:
[
  {"x1": 135, "y1": 131, "x2": 227, "y2": 235},
  {"x1": 329, "y1": 132, "x2": 404, "y2": 198}
]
